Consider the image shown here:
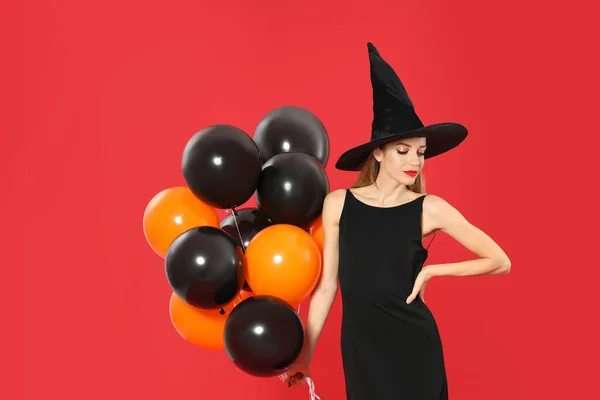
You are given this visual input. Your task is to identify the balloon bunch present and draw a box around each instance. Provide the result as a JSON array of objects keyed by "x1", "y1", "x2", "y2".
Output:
[{"x1": 143, "y1": 106, "x2": 329, "y2": 378}]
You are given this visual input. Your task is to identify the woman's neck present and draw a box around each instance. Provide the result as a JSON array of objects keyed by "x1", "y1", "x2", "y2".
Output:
[{"x1": 369, "y1": 173, "x2": 411, "y2": 202}]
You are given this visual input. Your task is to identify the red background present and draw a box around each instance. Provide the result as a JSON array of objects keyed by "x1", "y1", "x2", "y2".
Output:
[{"x1": 4, "y1": 0, "x2": 599, "y2": 399}]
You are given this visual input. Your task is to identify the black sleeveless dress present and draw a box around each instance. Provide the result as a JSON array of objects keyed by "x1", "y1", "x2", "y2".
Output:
[{"x1": 338, "y1": 189, "x2": 448, "y2": 399}]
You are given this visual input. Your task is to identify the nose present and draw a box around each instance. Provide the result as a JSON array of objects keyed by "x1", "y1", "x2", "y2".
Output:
[{"x1": 407, "y1": 151, "x2": 421, "y2": 166}]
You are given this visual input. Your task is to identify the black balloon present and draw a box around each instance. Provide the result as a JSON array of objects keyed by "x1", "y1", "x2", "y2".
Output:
[
  {"x1": 166, "y1": 226, "x2": 245, "y2": 309},
  {"x1": 224, "y1": 296, "x2": 305, "y2": 377},
  {"x1": 220, "y1": 208, "x2": 273, "y2": 249},
  {"x1": 253, "y1": 106, "x2": 329, "y2": 166},
  {"x1": 182, "y1": 125, "x2": 262, "y2": 209},
  {"x1": 256, "y1": 152, "x2": 329, "y2": 230}
]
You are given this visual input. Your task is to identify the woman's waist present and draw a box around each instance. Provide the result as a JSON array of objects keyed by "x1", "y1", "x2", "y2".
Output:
[{"x1": 340, "y1": 297, "x2": 438, "y2": 331}]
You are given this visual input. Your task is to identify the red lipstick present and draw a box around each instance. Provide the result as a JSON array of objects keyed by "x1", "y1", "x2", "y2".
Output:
[{"x1": 404, "y1": 170, "x2": 418, "y2": 177}]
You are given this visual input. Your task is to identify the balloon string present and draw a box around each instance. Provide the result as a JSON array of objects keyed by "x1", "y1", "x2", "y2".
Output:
[
  {"x1": 231, "y1": 207, "x2": 246, "y2": 252},
  {"x1": 305, "y1": 377, "x2": 321, "y2": 400}
]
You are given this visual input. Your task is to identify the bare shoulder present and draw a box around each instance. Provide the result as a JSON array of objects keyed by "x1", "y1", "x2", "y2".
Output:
[
  {"x1": 422, "y1": 194, "x2": 467, "y2": 230},
  {"x1": 326, "y1": 188, "x2": 347, "y2": 202},
  {"x1": 423, "y1": 194, "x2": 453, "y2": 213},
  {"x1": 322, "y1": 189, "x2": 347, "y2": 225}
]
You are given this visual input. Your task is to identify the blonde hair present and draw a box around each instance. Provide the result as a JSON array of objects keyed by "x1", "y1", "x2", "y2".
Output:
[{"x1": 351, "y1": 151, "x2": 426, "y2": 193}]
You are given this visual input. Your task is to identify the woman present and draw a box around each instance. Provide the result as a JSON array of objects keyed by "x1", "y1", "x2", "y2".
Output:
[{"x1": 283, "y1": 43, "x2": 511, "y2": 399}]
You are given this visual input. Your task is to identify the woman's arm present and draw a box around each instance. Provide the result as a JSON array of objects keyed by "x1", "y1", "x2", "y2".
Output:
[
  {"x1": 407, "y1": 195, "x2": 510, "y2": 304},
  {"x1": 423, "y1": 195, "x2": 511, "y2": 278},
  {"x1": 302, "y1": 189, "x2": 345, "y2": 360}
]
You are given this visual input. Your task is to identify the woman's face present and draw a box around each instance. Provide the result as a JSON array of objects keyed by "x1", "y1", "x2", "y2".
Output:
[{"x1": 374, "y1": 137, "x2": 426, "y2": 185}]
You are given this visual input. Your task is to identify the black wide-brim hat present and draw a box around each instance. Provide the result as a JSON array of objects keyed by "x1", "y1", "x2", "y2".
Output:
[{"x1": 335, "y1": 43, "x2": 468, "y2": 171}]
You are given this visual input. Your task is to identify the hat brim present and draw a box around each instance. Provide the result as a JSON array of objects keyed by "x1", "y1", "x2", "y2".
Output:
[{"x1": 335, "y1": 122, "x2": 468, "y2": 171}]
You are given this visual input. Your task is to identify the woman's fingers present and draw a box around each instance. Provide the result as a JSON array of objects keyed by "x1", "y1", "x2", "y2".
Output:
[{"x1": 288, "y1": 372, "x2": 305, "y2": 386}]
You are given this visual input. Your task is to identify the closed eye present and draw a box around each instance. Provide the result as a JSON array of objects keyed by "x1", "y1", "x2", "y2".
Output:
[{"x1": 397, "y1": 150, "x2": 426, "y2": 157}]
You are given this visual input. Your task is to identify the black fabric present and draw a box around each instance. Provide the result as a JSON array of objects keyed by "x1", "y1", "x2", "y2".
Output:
[
  {"x1": 368, "y1": 42, "x2": 423, "y2": 135},
  {"x1": 338, "y1": 190, "x2": 448, "y2": 399},
  {"x1": 335, "y1": 42, "x2": 468, "y2": 171}
]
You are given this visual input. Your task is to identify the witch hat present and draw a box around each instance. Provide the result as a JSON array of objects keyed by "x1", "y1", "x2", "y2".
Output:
[{"x1": 335, "y1": 42, "x2": 468, "y2": 171}]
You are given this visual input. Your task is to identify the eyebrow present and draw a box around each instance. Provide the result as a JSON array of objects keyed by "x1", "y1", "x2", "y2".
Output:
[{"x1": 395, "y1": 142, "x2": 427, "y2": 148}]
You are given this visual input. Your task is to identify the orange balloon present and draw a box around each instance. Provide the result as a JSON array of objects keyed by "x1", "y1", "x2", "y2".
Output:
[
  {"x1": 245, "y1": 224, "x2": 322, "y2": 306},
  {"x1": 310, "y1": 216, "x2": 324, "y2": 254},
  {"x1": 169, "y1": 292, "x2": 227, "y2": 350},
  {"x1": 143, "y1": 187, "x2": 219, "y2": 258},
  {"x1": 221, "y1": 288, "x2": 253, "y2": 314}
]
